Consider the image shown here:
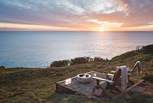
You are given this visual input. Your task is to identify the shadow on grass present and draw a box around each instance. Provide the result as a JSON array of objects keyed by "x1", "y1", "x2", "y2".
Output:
[
  {"x1": 111, "y1": 93, "x2": 153, "y2": 103},
  {"x1": 47, "y1": 93, "x2": 103, "y2": 103},
  {"x1": 127, "y1": 93, "x2": 153, "y2": 103},
  {"x1": 47, "y1": 92, "x2": 153, "y2": 103}
]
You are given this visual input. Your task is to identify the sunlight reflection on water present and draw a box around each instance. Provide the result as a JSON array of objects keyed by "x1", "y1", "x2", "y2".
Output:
[{"x1": 0, "y1": 31, "x2": 153, "y2": 67}]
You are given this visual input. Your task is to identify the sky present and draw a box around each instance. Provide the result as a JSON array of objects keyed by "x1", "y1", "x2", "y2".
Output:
[{"x1": 0, "y1": 0, "x2": 153, "y2": 31}]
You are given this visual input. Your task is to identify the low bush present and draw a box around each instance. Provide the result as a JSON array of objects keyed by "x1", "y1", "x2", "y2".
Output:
[
  {"x1": 143, "y1": 74, "x2": 153, "y2": 83},
  {"x1": 93, "y1": 57, "x2": 106, "y2": 62},
  {"x1": 70, "y1": 57, "x2": 90, "y2": 65},
  {"x1": 50, "y1": 60, "x2": 70, "y2": 67},
  {"x1": 0, "y1": 66, "x2": 5, "y2": 69},
  {"x1": 142, "y1": 44, "x2": 153, "y2": 54}
]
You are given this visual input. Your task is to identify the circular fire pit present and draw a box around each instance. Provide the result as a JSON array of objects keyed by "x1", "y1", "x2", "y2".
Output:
[{"x1": 76, "y1": 73, "x2": 92, "y2": 83}]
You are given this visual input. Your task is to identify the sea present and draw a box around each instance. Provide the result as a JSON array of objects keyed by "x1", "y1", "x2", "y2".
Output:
[{"x1": 0, "y1": 31, "x2": 153, "y2": 67}]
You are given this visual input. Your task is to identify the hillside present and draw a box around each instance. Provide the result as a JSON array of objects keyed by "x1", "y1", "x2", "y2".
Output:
[{"x1": 0, "y1": 44, "x2": 153, "y2": 103}]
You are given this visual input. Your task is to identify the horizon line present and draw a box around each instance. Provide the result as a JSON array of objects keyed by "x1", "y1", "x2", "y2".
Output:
[{"x1": 0, "y1": 30, "x2": 153, "y2": 32}]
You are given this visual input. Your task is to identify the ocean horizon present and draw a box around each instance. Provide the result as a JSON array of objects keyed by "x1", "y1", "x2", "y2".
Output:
[{"x1": 0, "y1": 31, "x2": 153, "y2": 67}]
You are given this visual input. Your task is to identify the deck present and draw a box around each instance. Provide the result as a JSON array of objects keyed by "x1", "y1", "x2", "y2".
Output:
[
  {"x1": 56, "y1": 71, "x2": 111, "y2": 97},
  {"x1": 55, "y1": 71, "x2": 144, "y2": 99}
]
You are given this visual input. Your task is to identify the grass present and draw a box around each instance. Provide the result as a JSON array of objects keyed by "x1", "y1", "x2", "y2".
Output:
[{"x1": 0, "y1": 44, "x2": 153, "y2": 103}]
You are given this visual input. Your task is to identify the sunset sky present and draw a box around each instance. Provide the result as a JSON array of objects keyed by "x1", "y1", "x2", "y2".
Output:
[{"x1": 0, "y1": 0, "x2": 153, "y2": 31}]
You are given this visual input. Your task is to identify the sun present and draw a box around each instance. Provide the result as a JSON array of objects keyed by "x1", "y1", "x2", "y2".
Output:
[
  {"x1": 98, "y1": 25, "x2": 108, "y2": 31},
  {"x1": 98, "y1": 22, "x2": 123, "y2": 31}
]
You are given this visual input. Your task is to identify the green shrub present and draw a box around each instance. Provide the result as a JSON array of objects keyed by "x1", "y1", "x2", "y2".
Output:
[
  {"x1": 0, "y1": 66, "x2": 5, "y2": 69},
  {"x1": 93, "y1": 57, "x2": 106, "y2": 62},
  {"x1": 50, "y1": 60, "x2": 70, "y2": 67},
  {"x1": 143, "y1": 74, "x2": 153, "y2": 83},
  {"x1": 70, "y1": 57, "x2": 90, "y2": 65},
  {"x1": 143, "y1": 54, "x2": 153, "y2": 62},
  {"x1": 142, "y1": 44, "x2": 153, "y2": 54},
  {"x1": 137, "y1": 54, "x2": 153, "y2": 62}
]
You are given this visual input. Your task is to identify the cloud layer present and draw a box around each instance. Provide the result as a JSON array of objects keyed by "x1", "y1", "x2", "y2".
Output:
[{"x1": 0, "y1": 0, "x2": 153, "y2": 31}]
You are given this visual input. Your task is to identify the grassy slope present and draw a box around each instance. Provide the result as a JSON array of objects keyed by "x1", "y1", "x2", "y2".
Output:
[{"x1": 0, "y1": 46, "x2": 153, "y2": 103}]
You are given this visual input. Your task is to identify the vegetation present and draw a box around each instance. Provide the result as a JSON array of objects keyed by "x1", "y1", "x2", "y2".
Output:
[
  {"x1": 50, "y1": 57, "x2": 108, "y2": 67},
  {"x1": 50, "y1": 60, "x2": 70, "y2": 67},
  {"x1": 93, "y1": 57, "x2": 107, "y2": 63},
  {"x1": 0, "y1": 44, "x2": 153, "y2": 103},
  {"x1": 142, "y1": 44, "x2": 153, "y2": 54},
  {"x1": 143, "y1": 74, "x2": 153, "y2": 83},
  {"x1": 70, "y1": 57, "x2": 91, "y2": 65},
  {"x1": 50, "y1": 57, "x2": 92, "y2": 67},
  {"x1": 0, "y1": 66, "x2": 5, "y2": 69}
]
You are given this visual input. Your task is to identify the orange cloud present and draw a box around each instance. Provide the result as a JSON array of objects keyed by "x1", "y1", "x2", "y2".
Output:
[
  {"x1": 0, "y1": 0, "x2": 153, "y2": 31},
  {"x1": 0, "y1": 22, "x2": 73, "y2": 31},
  {"x1": 0, "y1": 21, "x2": 153, "y2": 31}
]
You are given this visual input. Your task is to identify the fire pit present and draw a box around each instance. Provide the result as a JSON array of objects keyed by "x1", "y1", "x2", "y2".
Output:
[{"x1": 76, "y1": 73, "x2": 92, "y2": 83}]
